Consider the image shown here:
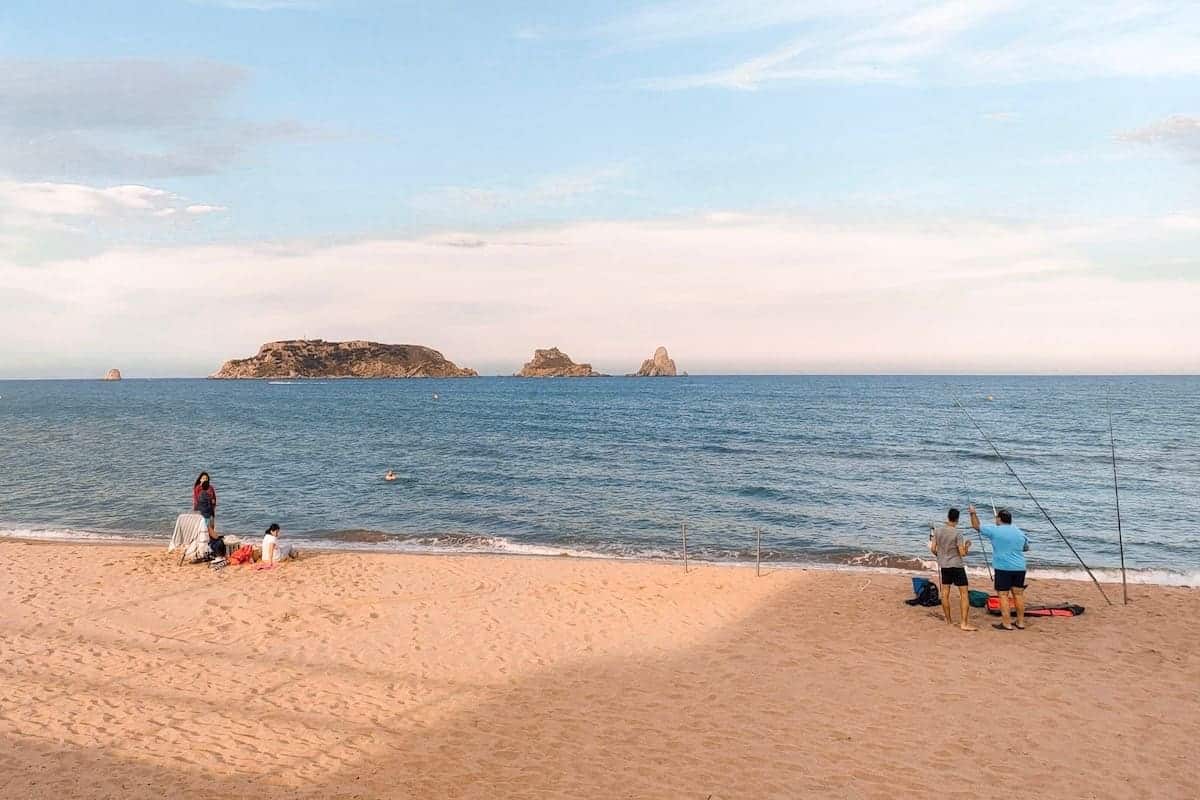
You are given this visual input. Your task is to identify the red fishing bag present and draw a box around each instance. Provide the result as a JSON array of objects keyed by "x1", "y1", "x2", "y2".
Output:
[{"x1": 986, "y1": 596, "x2": 1084, "y2": 616}]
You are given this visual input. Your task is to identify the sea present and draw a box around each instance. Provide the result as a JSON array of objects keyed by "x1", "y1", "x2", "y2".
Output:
[{"x1": 2, "y1": 376, "x2": 1198, "y2": 585}]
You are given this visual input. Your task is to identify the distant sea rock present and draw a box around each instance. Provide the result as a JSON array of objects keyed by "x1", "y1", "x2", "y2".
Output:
[
  {"x1": 630, "y1": 346, "x2": 678, "y2": 377},
  {"x1": 102, "y1": 369, "x2": 122, "y2": 381},
  {"x1": 210, "y1": 340, "x2": 478, "y2": 379},
  {"x1": 516, "y1": 347, "x2": 603, "y2": 378}
]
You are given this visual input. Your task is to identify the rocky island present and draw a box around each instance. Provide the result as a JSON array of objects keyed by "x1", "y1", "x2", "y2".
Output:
[
  {"x1": 211, "y1": 340, "x2": 477, "y2": 379},
  {"x1": 102, "y1": 369, "x2": 122, "y2": 381},
  {"x1": 515, "y1": 347, "x2": 604, "y2": 377},
  {"x1": 630, "y1": 346, "x2": 678, "y2": 377}
]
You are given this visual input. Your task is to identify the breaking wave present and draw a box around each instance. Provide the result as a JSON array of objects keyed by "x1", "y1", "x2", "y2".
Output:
[{"x1": 2, "y1": 526, "x2": 1197, "y2": 587}]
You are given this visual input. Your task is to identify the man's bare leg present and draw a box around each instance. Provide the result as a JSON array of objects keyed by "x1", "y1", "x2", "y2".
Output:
[
  {"x1": 1012, "y1": 587, "x2": 1026, "y2": 629},
  {"x1": 958, "y1": 586, "x2": 977, "y2": 631},
  {"x1": 940, "y1": 583, "x2": 953, "y2": 624},
  {"x1": 998, "y1": 591, "x2": 1013, "y2": 629}
]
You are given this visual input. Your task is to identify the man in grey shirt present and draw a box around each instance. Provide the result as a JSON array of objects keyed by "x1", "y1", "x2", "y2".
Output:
[{"x1": 929, "y1": 508, "x2": 976, "y2": 631}]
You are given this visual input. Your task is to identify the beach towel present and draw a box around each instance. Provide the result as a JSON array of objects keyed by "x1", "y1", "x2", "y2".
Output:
[{"x1": 169, "y1": 513, "x2": 212, "y2": 563}]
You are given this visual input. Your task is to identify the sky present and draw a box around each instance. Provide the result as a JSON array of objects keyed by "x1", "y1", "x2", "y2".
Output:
[{"x1": 1, "y1": 0, "x2": 1198, "y2": 377}]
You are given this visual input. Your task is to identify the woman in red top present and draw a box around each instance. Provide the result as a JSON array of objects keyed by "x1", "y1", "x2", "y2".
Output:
[{"x1": 192, "y1": 472, "x2": 224, "y2": 557}]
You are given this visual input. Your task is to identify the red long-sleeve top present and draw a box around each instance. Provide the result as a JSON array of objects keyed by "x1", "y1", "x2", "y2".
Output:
[{"x1": 192, "y1": 484, "x2": 217, "y2": 513}]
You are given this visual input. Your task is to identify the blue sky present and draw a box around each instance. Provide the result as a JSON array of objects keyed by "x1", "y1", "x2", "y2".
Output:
[{"x1": 1, "y1": 1, "x2": 1198, "y2": 375}]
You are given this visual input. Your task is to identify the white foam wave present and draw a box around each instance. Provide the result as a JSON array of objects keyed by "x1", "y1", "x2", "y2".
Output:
[
  {"x1": 0, "y1": 526, "x2": 137, "y2": 543},
  {"x1": 301, "y1": 534, "x2": 622, "y2": 560},
  {"x1": 1026, "y1": 566, "x2": 1200, "y2": 588},
  {"x1": 912, "y1": 556, "x2": 1199, "y2": 587},
  {"x1": 3, "y1": 526, "x2": 1198, "y2": 586}
]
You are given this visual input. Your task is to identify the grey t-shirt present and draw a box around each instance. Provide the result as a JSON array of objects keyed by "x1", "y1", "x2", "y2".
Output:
[{"x1": 932, "y1": 525, "x2": 965, "y2": 568}]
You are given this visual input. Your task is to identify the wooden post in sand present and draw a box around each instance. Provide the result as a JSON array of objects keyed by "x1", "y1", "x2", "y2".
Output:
[
  {"x1": 755, "y1": 528, "x2": 762, "y2": 577},
  {"x1": 1108, "y1": 392, "x2": 1129, "y2": 605},
  {"x1": 681, "y1": 520, "x2": 689, "y2": 573}
]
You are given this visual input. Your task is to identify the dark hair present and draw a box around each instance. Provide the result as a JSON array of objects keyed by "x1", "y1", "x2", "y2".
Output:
[
  {"x1": 265, "y1": 523, "x2": 280, "y2": 535},
  {"x1": 947, "y1": 507, "x2": 960, "y2": 523},
  {"x1": 998, "y1": 508, "x2": 1013, "y2": 524},
  {"x1": 194, "y1": 471, "x2": 210, "y2": 487}
]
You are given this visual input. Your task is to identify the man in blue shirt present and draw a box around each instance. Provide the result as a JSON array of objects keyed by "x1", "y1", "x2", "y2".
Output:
[{"x1": 969, "y1": 505, "x2": 1029, "y2": 631}]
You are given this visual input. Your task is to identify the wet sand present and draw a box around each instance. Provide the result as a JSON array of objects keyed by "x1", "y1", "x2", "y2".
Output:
[{"x1": 1, "y1": 540, "x2": 1197, "y2": 799}]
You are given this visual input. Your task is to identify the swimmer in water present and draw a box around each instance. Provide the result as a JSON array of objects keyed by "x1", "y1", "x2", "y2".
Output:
[{"x1": 385, "y1": 470, "x2": 396, "y2": 482}]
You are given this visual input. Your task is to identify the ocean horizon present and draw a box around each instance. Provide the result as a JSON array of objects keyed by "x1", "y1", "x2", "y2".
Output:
[{"x1": 5, "y1": 371, "x2": 1199, "y2": 380}]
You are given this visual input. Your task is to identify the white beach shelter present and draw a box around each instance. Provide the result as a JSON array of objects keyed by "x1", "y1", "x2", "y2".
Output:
[{"x1": 168, "y1": 513, "x2": 211, "y2": 563}]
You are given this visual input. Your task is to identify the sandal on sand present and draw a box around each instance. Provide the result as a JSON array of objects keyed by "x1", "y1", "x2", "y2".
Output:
[
  {"x1": 1014, "y1": 623, "x2": 1027, "y2": 630},
  {"x1": 992, "y1": 623, "x2": 1015, "y2": 631}
]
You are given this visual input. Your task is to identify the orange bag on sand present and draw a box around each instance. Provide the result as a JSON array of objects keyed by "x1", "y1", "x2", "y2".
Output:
[
  {"x1": 229, "y1": 544, "x2": 254, "y2": 565},
  {"x1": 986, "y1": 596, "x2": 1084, "y2": 617}
]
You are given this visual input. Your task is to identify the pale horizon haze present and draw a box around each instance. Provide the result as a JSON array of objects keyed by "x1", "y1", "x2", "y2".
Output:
[{"x1": 2, "y1": 1, "x2": 1199, "y2": 378}]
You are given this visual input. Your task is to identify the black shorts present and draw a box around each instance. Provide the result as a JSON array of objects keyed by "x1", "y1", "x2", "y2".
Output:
[
  {"x1": 995, "y1": 569, "x2": 1027, "y2": 592},
  {"x1": 940, "y1": 567, "x2": 968, "y2": 587}
]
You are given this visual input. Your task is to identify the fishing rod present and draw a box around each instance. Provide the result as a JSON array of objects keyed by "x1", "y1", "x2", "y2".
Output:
[
  {"x1": 958, "y1": 471, "x2": 992, "y2": 580},
  {"x1": 954, "y1": 397, "x2": 1112, "y2": 605},
  {"x1": 1108, "y1": 391, "x2": 1128, "y2": 605}
]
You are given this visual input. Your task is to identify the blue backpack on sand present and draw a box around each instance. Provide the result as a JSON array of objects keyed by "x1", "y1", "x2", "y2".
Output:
[{"x1": 906, "y1": 577, "x2": 940, "y2": 607}]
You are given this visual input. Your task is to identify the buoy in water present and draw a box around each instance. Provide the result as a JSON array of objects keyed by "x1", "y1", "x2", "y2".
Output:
[
  {"x1": 432, "y1": 393, "x2": 439, "y2": 400},
  {"x1": 384, "y1": 470, "x2": 397, "y2": 482},
  {"x1": 986, "y1": 395, "x2": 994, "y2": 401}
]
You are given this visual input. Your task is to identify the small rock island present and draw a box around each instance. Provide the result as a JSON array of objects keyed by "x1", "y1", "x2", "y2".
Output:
[
  {"x1": 630, "y1": 346, "x2": 678, "y2": 377},
  {"x1": 516, "y1": 347, "x2": 604, "y2": 377},
  {"x1": 211, "y1": 340, "x2": 478, "y2": 379},
  {"x1": 102, "y1": 369, "x2": 122, "y2": 381}
]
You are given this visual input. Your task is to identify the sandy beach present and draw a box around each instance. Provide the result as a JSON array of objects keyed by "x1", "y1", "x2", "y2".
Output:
[{"x1": 1, "y1": 540, "x2": 1197, "y2": 799}]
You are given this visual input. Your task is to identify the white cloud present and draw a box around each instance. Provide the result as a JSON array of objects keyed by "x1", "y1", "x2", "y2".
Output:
[
  {"x1": 412, "y1": 165, "x2": 628, "y2": 213},
  {"x1": 617, "y1": 1, "x2": 1200, "y2": 90},
  {"x1": 2, "y1": 212, "x2": 1197, "y2": 376},
  {"x1": 0, "y1": 181, "x2": 225, "y2": 220},
  {"x1": 0, "y1": 181, "x2": 226, "y2": 262},
  {"x1": 602, "y1": 0, "x2": 891, "y2": 44},
  {"x1": 1160, "y1": 212, "x2": 1200, "y2": 231},
  {"x1": 1118, "y1": 115, "x2": 1200, "y2": 157},
  {"x1": 191, "y1": 0, "x2": 322, "y2": 9},
  {"x1": 0, "y1": 59, "x2": 312, "y2": 178},
  {"x1": 184, "y1": 204, "x2": 228, "y2": 215},
  {"x1": 0, "y1": 182, "x2": 174, "y2": 217},
  {"x1": 513, "y1": 24, "x2": 551, "y2": 41}
]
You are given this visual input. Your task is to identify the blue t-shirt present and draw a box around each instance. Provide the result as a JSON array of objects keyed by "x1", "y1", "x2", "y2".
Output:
[{"x1": 981, "y1": 524, "x2": 1027, "y2": 571}]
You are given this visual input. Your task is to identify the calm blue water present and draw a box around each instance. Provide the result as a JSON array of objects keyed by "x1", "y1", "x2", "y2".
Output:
[{"x1": 2, "y1": 376, "x2": 1198, "y2": 582}]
